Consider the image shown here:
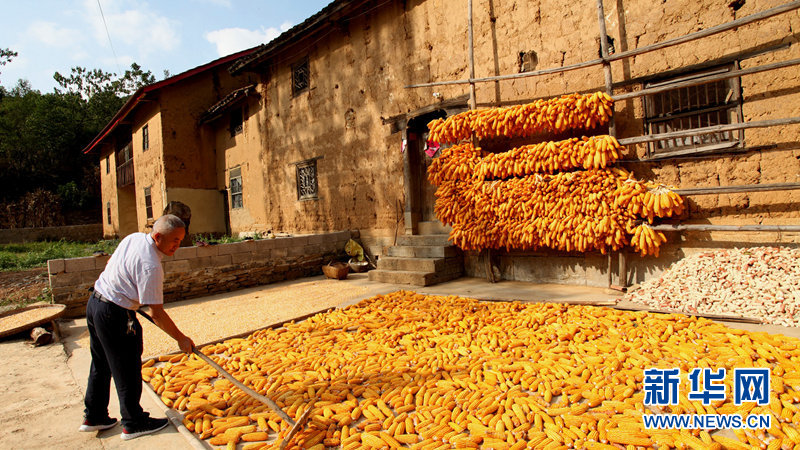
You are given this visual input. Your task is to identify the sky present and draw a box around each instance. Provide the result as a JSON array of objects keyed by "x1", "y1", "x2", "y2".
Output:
[{"x1": 0, "y1": 0, "x2": 332, "y2": 92}]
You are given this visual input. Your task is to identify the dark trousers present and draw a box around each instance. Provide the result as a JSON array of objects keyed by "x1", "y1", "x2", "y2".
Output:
[{"x1": 84, "y1": 294, "x2": 147, "y2": 428}]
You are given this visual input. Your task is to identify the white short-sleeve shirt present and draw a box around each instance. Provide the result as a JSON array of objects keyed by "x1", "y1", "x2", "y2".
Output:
[{"x1": 94, "y1": 232, "x2": 166, "y2": 310}]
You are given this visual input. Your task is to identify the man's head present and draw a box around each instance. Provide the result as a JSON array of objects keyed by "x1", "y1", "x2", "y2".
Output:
[{"x1": 151, "y1": 214, "x2": 186, "y2": 256}]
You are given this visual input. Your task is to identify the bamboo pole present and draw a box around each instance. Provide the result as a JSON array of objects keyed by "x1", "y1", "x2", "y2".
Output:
[
  {"x1": 617, "y1": 117, "x2": 800, "y2": 146},
  {"x1": 404, "y1": 1, "x2": 800, "y2": 89}
]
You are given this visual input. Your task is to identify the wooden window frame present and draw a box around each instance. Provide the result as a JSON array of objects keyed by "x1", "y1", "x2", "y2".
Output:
[
  {"x1": 295, "y1": 159, "x2": 319, "y2": 201},
  {"x1": 642, "y1": 63, "x2": 744, "y2": 157},
  {"x1": 144, "y1": 186, "x2": 153, "y2": 220},
  {"x1": 142, "y1": 124, "x2": 149, "y2": 151},
  {"x1": 291, "y1": 57, "x2": 310, "y2": 97},
  {"x1": 229, "y1": 166, "x2": 243, "y2": 209}
]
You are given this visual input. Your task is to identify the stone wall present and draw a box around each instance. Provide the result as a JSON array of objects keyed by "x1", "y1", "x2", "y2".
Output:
[
  {"x1": 48, "y1": 230, "x2": 353, "y2": 318},
  {"x1": 0, "y1": 224, "x2": 102, "y2": 244}
]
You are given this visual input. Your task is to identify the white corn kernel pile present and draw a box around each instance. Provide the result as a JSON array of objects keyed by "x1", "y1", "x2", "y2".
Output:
[
  {"x1": 144, "y1": 291, "x2": 800, "y2": 449},
  {"x1": 624, "y1": 246, "x2": 800, "y2": 328}
]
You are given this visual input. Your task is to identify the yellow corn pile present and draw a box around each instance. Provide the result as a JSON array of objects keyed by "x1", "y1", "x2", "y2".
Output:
[
  {"x1": 432, "y1": 166, "x2": 683, "y2": 256},
  {"x1": 427, "y1": 136, "x2": 624, "y2": 186},
  {"x1": 427, "y1": 92, "x2": 614, "y2": 143},
  {"x1": 144, "y1": 291, "x2": 800, "y2": 449}
]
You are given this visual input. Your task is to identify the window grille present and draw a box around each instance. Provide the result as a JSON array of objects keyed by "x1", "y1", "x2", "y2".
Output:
[
  {"x1": 643, "y1": 64, "x2": 743, "y2": 157},
  {"x1": 229, "y1": 167, "x2": 243, "y2": 209},
  {"x1": 292, "y1": 58, "x2": 309, "y2": 96},
  {"x1": 296, "y1": 159, "x2": 318, "y2": 201},
  {"x1": 144, "y1": 187, "x2": 153, "y2": 219}
]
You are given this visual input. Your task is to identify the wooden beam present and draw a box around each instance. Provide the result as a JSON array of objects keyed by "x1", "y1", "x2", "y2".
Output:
[
  {"x1": 612, "y1": 58, "x2": 800, "y2": 101},
  {"x1": 617, "y1": 117, "x2": 800, "y2": 146},
  {"x1": 674, "y1": 182, "x2": 800, "y2": 195}
]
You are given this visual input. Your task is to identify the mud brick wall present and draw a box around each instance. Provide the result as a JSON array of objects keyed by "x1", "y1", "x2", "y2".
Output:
[
  {"x1": 48, "y1": 231, "x2": 354, "y2": 318},
  {"x1": 0, "y1": 224, "x2": 102, "y2": 244}
]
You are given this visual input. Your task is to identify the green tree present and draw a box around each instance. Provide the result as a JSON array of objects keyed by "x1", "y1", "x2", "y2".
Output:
[
  {"x1": 0, "y1": 62, "x2": 156, "y2": 225},
  {"x1": 0, "y1": 48, "x2": 17, "y2": 85}
]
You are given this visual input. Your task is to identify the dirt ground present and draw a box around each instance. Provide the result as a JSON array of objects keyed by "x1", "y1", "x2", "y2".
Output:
[
  {"x1": 0, "y1": 268, "x2": 48, "y2": 312},
  {"x1": 1, "y1": 274, "x2": 797, "y2": 449}
]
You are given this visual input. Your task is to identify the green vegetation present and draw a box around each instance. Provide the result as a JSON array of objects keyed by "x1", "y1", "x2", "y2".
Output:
[
  {"x1": 0, "y1": 239, "x2": 120, "y2": 271},
  {"x1": 192, "y1": 233, "x2": 262, "y2": 246}
]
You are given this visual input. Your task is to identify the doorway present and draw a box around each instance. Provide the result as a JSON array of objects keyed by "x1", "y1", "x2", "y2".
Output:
[{"x1": 406, "y1": 110, "x2": 446, "y2": 228}]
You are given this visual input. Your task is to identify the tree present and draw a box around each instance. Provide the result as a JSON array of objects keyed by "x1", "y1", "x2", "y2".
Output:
[
  {"x1": 0, "y1": 62, "x2": 157, "y2": 225},
  {"x1": 0, "y1": 48, "x2": 17, "y2": 84},
  {"x1": 54, "y1": 62, "x2": 155, "y2": 99}
]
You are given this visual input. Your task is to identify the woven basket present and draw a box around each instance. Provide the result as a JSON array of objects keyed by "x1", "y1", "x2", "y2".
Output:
[{"x1": 322, "y1": 261, "x2": 349, "y2": 280}]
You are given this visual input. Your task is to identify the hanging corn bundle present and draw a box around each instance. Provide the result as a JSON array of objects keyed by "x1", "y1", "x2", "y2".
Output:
[
  {"x1": 427, "y1": 92, "x2": 614, "y2": 144},
  {"x1": 427, "y1": 92, "x2": 684, "y2": 256}
]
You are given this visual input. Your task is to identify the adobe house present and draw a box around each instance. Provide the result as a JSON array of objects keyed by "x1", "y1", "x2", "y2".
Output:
[
  {"x1": 82, "y1": 49, "x2": 259, "y2": 238},
  {"x1": 85, "y1": 0, "x2": 799, "y2": 288},
  {"x1": 222, "y1": 0, "x2": 799, "y2": 286}
]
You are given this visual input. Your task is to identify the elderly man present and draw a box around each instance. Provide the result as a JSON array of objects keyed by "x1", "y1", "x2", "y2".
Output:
[{"x1": 80, "y1": 214, "x2": 195, "y2": 440}]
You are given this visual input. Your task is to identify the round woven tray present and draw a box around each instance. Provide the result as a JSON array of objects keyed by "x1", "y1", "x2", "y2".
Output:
[{"x1": 0, "y1": 304, "x2": 66, "y2": 338}]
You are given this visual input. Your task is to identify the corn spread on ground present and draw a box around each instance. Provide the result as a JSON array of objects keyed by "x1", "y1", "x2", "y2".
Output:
[{"x1": 144, "y1": 291, "x2": 800, "y2": 449}]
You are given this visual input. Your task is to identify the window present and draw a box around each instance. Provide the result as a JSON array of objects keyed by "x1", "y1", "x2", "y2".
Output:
[
  {"x1": 105, "y1": 157, "x2": 110, "y2": 174},
  {"x1": 296, "y1": 159, "x2": 318, "y2": 201},
  {"x1": 144, "y1": 187, "x2": 153, "y2": 219},
  {"x1": 229, "y1": 108, "x2": 243, "y2": 137},
  {"x1": 292, "y1": 58, "x2": 309, "y2": 96},
  {"x1": 106, "y1": 202, "x2": 111, "y2": 225},
  {"x1": 142, "y1": 124, "x2": 149, "y2": 151},
  {"x1": 229, "y1": 167, "x2": 243, "y2": 209},
  {"x1": 643, "y1": 64, "x2": 742, "y2": 157}
]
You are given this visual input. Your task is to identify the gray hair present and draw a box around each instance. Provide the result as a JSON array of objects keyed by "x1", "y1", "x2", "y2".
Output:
[{"x1": 153, "y1": 214, "x2": 186, "y2": 234}]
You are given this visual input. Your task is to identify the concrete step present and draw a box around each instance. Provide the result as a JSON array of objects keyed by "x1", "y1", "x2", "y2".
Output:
[
  {"x1": 417, "y1": 221, "x2": 452, "y2": 235},
  {"x1": 387, "y1": 245, "x2": 460, "y2": 258},
  {"x1": 396, "y1": 234, "x2": 452, "y2": 247},
  {"x1": 368, "y1": 268, "x2": 463, "y2": 286}
]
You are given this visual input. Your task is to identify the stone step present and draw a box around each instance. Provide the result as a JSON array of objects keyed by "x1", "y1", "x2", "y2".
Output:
[
  {"x1": 378, "y1": 256, "x2": 442, "y2": 272},
  {"x1": 417, "y1": 221, "x2": 452, "y2": 235},
  {"x1": 377, "y1": 255, "x2": 463, "y2": 272},
  {"x1": 396, "y1": 234, "x2": 452, "y2": 247},
  {"x1": 387, "y1": 245, "x2": 460, "y2": 258},
  {"x1": 368, "y1": 268, "x2": 463, "y2": 286}
]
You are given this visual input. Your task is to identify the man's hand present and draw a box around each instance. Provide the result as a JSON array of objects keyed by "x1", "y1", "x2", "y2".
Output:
[{"x1": 178, "y1": 335, "x2": 195, "y2": 354}]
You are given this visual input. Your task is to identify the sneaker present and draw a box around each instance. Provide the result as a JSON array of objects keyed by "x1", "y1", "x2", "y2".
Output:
[
  {"x1": 78, "y1": 417, "x2": 118, "y2": 432},
  {"x1": 120, "y1": 417, "x2": 169, "y2": 440}
]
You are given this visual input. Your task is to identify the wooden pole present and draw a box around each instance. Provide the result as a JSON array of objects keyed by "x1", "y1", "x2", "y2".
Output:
[
  {"x1": 674, "y1": 182, "x2": 800, "y2": 195},
  {"x1": 596, "y1": 0, "x2": 625, "y2": 290},
  {"x1": 404, "y1": 1, "x2": 800, "y2": 89},
  {"x1": 612, "y1": 58, "x2": 800, "y2": 101},
  {"x1": 618, "y1": 116, "x2": 800, "y2": 146},
  {"x1": 468, "y1": 0, "x2": 477, "y2": 110},
  {"x1": 651, "y1": 224, "x2": 800, "y2": 232}
]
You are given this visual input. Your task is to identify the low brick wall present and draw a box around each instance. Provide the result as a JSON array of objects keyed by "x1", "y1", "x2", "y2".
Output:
[
  {"x1": 48, "y1": 231, "x2": 354, "y2": 318},
  {"x1": 0, "y1": 224, "x2": 103, "y2": 244}
]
